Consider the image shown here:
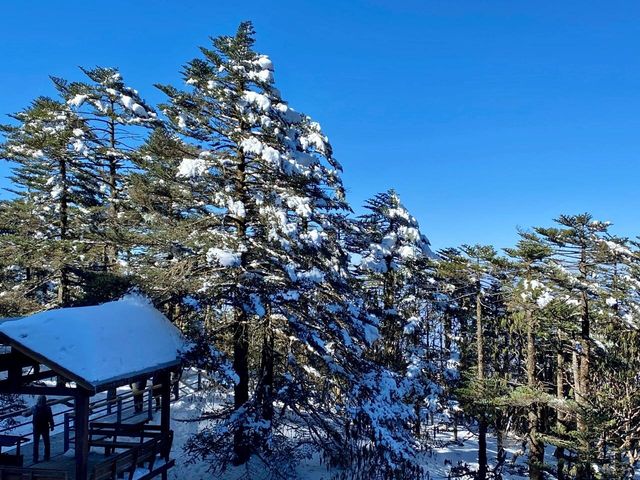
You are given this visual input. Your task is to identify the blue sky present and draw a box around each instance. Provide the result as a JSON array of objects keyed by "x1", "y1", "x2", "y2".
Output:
[{"x1": 1, "y1": 1, "x2": 639, "y2": 249}]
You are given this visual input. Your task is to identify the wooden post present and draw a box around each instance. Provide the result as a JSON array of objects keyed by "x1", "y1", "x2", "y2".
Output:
[
  {"x1": 147, "y1": 386, "x2": 153, "y2": 420},
  {"x1": 160, "y1": 371, "x2": 170, "y2": 437},
  {"x1": 74, "y1": 391, "x2": 90, "y2": 480},
  {"x1": 63, "y1": 413, "x2": 70, "y2": 452},
  {"x1": 107, "y1": 388, "x2": 116, "y2": 415},
  {"x1": 117, "y1": 398, "x2": 122, "y2": 423}
]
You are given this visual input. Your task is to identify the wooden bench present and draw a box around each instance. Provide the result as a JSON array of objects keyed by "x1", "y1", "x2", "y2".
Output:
[{"x1": 89, "y1": 420, "x2": 156, "y2": 455}]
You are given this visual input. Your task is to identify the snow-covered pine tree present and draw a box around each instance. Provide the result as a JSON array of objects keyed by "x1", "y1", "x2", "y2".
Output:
[
  {"x1": 51, "y1": 67, "x2": 158, "y2": 275},
  {"x1": 0, "y1": 97, "x2": 102, "y2": 307},
  {"x1": 588, "y1": 235, "x2": 640, "y2": 477},
  {"x1": 148, "y1": 23, "x2": 410, "y2": 477},
  {"x1": 351, "y1": 189, "x2": 435, "y2": 368},
  {"x1": 530, "y1": 214, "x2": 615, "y2": 478},
  {"x1": 438, "y1": 244, "x2": 505, "y2": 480},
  {"x1": 503, "y1": 238, "x2": 554, "y2": 480},
  {"x1": 0, "y1": 197, "x2": 50, "y2": 315},
  {"x1": 125, "y1": 127, "x2": 205, "y2": 319},
  {"x1": 348, "y1": 190, "x2": 442, "y2": 464}
]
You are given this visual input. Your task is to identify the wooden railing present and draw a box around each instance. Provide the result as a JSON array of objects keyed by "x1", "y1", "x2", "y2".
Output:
[
  {"x1": 90, "y1": 431, "x2": 174, "y2": 480},
  {"x1": 0, "y1": 369, "x2": 205, "y2": 452}
]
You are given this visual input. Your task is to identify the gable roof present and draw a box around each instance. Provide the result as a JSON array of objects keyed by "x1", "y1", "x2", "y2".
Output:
[{"x1": 0, "y1": 295, "x2": 186, "y2": 391}]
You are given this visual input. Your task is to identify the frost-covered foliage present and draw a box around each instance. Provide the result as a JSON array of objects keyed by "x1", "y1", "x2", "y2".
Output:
[
  {"x1": 0, "y1": 393, "x2": 25, "y2": 431},
  {"x1": 346, "y1": 190, "x2": 444, "y2": 473},
  {"x1": 356, "y1": 189, "x2": 435, "y2": 275},
  {"x1": 0, "y1": 67, "x2": 155, "y2": 309},
  {"x1": 350, "y1": 190, "x2": 436, "y2": 369},
  {"x1": 129, "y1": 22, "x2": 420, "y2": 478},
  {"x1": 52, "y1": 67, "x2": 158, "y2": 274},
  {"x1": 0, "y1": 97, "x2": 102, "y2": 307}
]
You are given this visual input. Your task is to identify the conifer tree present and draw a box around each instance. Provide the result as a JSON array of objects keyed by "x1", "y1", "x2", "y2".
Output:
[
  {"x1": 348, "y1": 190, "x2": 442, "y2": 466},
  {"x1": 532, "y1": 214, "x2": 614, "y2": 478},
  {"x1": 504, "y1": 238, "x2": 553, "y2": 480},
  {"x1": 52, "y1": 67, "x2": 157, "y2": 273},
  {"x1": 142, "y1": 23, "x2": 414, "y2": 477},
  {"x1": 351, "y1": 190, "x2": 435, "y2": 369},
  {"x1": 1, "y1": 97, "x2": 101, "y2": 307}
]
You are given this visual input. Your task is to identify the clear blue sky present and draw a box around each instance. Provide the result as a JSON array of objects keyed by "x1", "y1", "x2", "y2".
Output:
[{"x1": 1, "y1": 1, "x2": 639, "y2": 249}]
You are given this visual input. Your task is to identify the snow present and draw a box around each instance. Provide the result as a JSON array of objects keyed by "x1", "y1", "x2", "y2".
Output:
[
  {"x1": 177, "y1": 158, "x2": 209, "y2": 178},
  {"x1": 254, "y1": 55, "x2": 274, "y2": 71},
  {"x1": 120, "y1": 95, "x2": 149, "y2": 117},
  {"x1": 67, "y1": 94, "x2": 88, "y2": 107},
  {"x1": 0, "y1": 295, "x2": 186, "y2": 388},
  {"x1": 239, "y1": 137, "x2": 263, "y2": 155},
  {"x1": 603, "y1": 239, "x2": 633, "y2": 257},
  {"x1": 274, "y1": 102, "x2": 303, "y2": 123},
  {"x1": 206, "y1": 247, "x2": 241, "y2": 267},
  {"x1": 50, "y1": 184, "x2": 63, "y2": 200},
  {"x1": 227, "y1": 200, "x2": 246, "y2": 218},
  {"x1": 362, "y1": 322, "x2": 380, "y2": 344},
  {"x1": 297, "y1": 267, "x2": 325, "y2": 284},
  {"x1": 241, "y1": 91, "x2": 271, "y2": 111},
  {"x1": 166, "y1": 402, "x2": 576, "y2": 480},
  {"x1": 177, "y1": 113, "x2": 187, "y2": 129},
  {"x1": 261, "y1": 146, "x2": 281, "y2": 164}
]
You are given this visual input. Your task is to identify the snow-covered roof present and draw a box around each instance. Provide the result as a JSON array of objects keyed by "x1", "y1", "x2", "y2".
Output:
[{"x1": 0, "y1": 295, "x2": 186, "y2": 391}]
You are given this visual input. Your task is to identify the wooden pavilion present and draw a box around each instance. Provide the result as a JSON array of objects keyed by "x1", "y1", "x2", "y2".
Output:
[{"x1": 0, "y1": 296, "x2": 185, "y2": 480}]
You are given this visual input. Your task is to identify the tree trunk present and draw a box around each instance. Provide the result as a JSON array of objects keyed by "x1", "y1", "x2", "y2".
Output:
[
  {"x1": 526, "y1": 310, "x2": 544, "y2": 480},
  {"x1": 258, "y1": 314, "x2": 274, "y2": 429},
  {"x1": 105, "y1": 107, "x2": 119, "y2": 271},
  {"x1": 381, "y1": 269, "x2": 399, "y2": 369},
  {"x1": 232, "y1": 150, "x2": 251, "y2": 465},
  {"x1": 556, "y1": 348, "x2": 566, "y2": 480},
  {"x1": 476, "y1": 289, "x2": 484, "y2": 380},
  {"x1": 232, "y1": 308, "x2": 250, "y2": 464},
  {"x1": 476, "y1": 288, "x2": 487, "y2": 480},
  {"x1": 57, "y1": 158, "x2": 70, "y2": 306},
  {"x1": 576, "y1": 246, "x2": 592, "y2": 479},
  {"x1": 478, "y1": 419, "x2": 488, "y2": 480}
]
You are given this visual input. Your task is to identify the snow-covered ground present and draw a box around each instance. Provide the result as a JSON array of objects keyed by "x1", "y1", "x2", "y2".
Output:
[
  {"x1": 4, "y1": 375, "x2": 638, "y2": 479},
  {"x1": 164, "y1": 388, "x2": 602, "y2": 480}
]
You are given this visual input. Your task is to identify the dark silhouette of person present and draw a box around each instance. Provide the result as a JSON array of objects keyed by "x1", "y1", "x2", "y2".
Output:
[
  {"x1": 130, "y1": 378, "x2": 147, "y2": 414},
  {"x1": 170, "y1": 367, "x2": 182, "y2": 401},
  {"x1": 31, "y1": 395, "x2": 54, "y2": 462}
]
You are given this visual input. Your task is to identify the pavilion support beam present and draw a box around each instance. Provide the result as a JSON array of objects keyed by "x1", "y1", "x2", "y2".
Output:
[
  {"x1": 0, "y1": 384, "x2": 77, "y2": 397},
  {"x1": 75, "y1": 391, "x2": 90, "y2": 480},
  {"x1": 0, "y1": 350, "x2": 38, "y2": 373},
  {"x1": 160, "y1": 371, "x2": 171, "y2": 437},
  {"x1": 0, "y1": 369, "x2": 57, "y2": 389}
]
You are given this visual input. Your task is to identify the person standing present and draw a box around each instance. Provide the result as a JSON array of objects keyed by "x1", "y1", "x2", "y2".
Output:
[
  {"x1": 170, "y1": 367, "x2": 182, "y2": 401},
  {"x1": 152, "y1": 373, "x2": 162, "y2": 412},
  {"x1": 31, "y1": 395, "x2": 54, "y2": 462},
  {"x1": 130, "y1": 378, "x2": 147, "y2": 414}
]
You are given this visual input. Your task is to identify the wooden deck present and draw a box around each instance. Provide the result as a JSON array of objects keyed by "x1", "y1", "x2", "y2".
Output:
[
  {"x1": 1, "y1": 417, "x2": 173, "y2": 480},
  {"x1": 22, "y1": 451, "x2": 118, "y2": 479},
  {"x1": 23, "y1": 431, "x2": 69, "y2": 467},
  {"x1": 5, "y1": 412, "x2": 149, "y2": 466},
  {"x1": 1, "y1": 441, "x2": 173, "y2": 480}
]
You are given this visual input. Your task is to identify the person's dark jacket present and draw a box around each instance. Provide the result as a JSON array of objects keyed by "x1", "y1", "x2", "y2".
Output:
[{"x1": 32, "y1": 404, "x2": 54, "y2": 433}]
